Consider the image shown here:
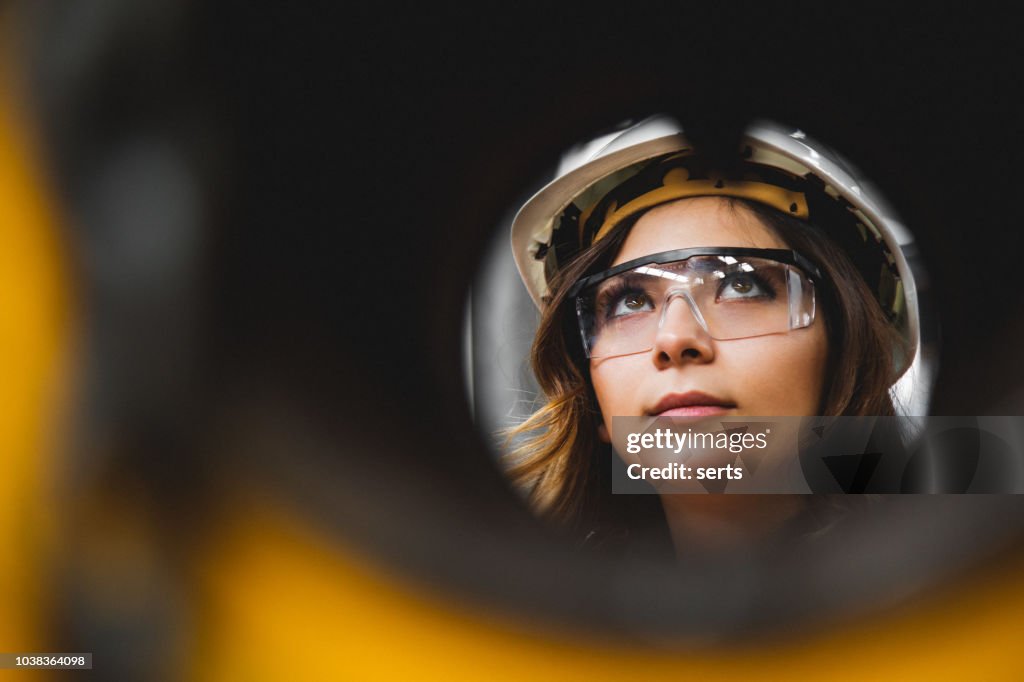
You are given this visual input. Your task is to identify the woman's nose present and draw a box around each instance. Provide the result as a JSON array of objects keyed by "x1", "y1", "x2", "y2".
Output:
[{"x1": 651, "y1": 294, "x2": 715, "y2": 367}]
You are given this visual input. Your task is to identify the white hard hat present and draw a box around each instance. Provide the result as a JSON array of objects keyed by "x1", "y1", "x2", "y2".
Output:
[{"x1": 510, "y1": 115, "x2": 920, "y2": 377}]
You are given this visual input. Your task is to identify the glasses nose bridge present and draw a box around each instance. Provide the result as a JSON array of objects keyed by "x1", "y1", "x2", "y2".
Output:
[{"x1": 658, "y1": 287, "x2": 710, "y2": 335}]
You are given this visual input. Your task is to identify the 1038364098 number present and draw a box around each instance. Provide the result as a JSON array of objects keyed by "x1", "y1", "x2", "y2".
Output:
[{"x1": 3, "y1": 654, "x2": 92, "y2": 669}]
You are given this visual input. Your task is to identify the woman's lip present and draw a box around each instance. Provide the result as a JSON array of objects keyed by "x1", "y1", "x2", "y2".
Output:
[
  {"x1": 656, "y1": 405, "x2": 733, "y2": 417},
  {"x1": 648, "y1": 391, "x2": 736, "y2": 416}
]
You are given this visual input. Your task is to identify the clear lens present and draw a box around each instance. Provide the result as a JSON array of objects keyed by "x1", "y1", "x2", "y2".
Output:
[{"x1": 576, "y1": 255, "x2": 815, "y2": 359}]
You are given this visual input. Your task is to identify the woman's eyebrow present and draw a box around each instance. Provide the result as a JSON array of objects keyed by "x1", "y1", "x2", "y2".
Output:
[
  {"x1": 594, "y1": 273, "x2": 625, "y2": 293},
  {"x1": 633, "y1": 265, "x2": 693, "y2": 283},
  {"x1": 593, "y1": 272, "x2": 643, "y2": 298}
]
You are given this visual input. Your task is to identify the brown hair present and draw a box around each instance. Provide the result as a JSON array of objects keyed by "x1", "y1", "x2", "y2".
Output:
[{"x1": 504, "y1": 198, "x2": 907, "y2": 533}]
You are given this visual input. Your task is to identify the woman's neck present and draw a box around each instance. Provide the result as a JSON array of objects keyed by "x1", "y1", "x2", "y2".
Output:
[{"x1": 659, "y1": 494, "x2": 806, "y2": 555}]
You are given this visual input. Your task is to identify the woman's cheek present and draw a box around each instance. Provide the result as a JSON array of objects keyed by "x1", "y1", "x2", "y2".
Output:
[
  {"x1": 735, "y1": 330, "x2": 827, "y2": 416},
  {"x1": 590, "y1": 359, "x2": 641, "y2": 427}
]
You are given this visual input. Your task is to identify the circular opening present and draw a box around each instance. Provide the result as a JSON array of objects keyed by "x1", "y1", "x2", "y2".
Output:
[{"x1": 458, "y1": 115, "x2": 1024, "y2": 641}]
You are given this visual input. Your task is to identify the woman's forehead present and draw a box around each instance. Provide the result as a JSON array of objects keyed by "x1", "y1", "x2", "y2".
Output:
[{"x1": 611, "y1": 197, "x2": 787, "y2": 266}]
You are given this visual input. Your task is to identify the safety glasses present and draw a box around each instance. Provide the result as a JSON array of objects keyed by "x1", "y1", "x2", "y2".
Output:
[{"x1": 568, "y1": 248, "x2": 820, "y2": 359}]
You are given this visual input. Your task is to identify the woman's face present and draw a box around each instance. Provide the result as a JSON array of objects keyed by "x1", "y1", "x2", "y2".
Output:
[{"x1": 590, "y1": 197, "x2": 828, "y2": 439}]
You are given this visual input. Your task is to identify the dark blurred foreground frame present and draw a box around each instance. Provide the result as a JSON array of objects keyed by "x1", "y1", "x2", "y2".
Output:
[{"x1": 10, "y1": 1, "x2": 1024, "y2": 678}]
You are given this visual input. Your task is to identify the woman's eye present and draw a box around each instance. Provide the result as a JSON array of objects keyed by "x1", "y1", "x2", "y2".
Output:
[
  {"x1": 717, "y1": 275, "x2": 771, "y2": 301},
  {"x1": 611, "y1": 292, "x2": 654, "y2": 317}
]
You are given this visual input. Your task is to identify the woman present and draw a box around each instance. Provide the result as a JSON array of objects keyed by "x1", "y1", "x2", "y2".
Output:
[{"x1": 504, "y1": 117, "x2": 920, "y2": 553}]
